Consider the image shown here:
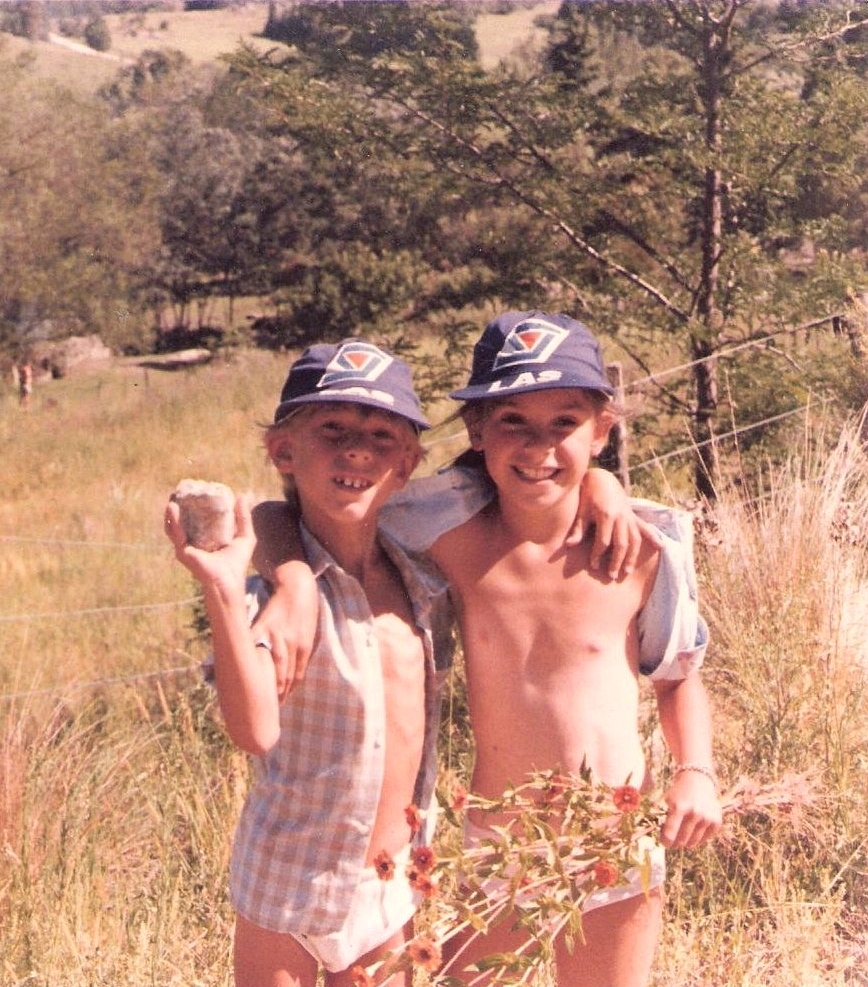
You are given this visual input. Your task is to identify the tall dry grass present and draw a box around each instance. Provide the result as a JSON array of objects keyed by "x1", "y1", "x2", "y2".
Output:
[
  {"x1": 1, "y1": 356, "x2": 867, "y2": 985},
  {"x1": 649, "y1": 414, "x2": 868, "y2": 986},
  {"x1": 1, "y1": 350, "x2": 289, "y2": 985}
]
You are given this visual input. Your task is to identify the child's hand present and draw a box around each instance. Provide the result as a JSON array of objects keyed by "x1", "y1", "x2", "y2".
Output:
[
  {"x1": 569, "y1": 468, "x2": 664, "y2": 578},
  {"x1": 251, "y1": 563, "x2": 319, "y2": 702},
  {"x1": 660, "y1": 770, "x2": 723, "y2": 849},
  {"x1": 165, "y1": 493, "x2": 255, "y2": 592}
]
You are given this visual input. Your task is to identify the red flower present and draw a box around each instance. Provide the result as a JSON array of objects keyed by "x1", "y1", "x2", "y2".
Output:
[
  {"x1": 351, "y1": 966, "x2": 374, "y2": 987},
  {"x1": 373, "y1": 850, "x2": 395, "y2": 881},
  {"x1": 407, "y1": 867, "x2": 439, "y2": 899},
  {"x1": 451, "y1": 785, "x2": 468, "y2": 811},
  {"x1": 612, "y1": 785, "x2": 642, "y2": 813},
  {"x1": 405, "y1": 804, "x2": 422, "y2": 835},
  {"x1": 407, "y1": 937, "x2": 442, "y2": 972},
  {"x1": 592, "y1": 861, "x2": 619, "y2": 887},
  {"x1": 410, "y1": 844, "x2": 436, "y2": 873}
]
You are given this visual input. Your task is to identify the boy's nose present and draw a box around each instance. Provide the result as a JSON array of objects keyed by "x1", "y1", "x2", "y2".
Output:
[
  {"x1": 522, "y1": 426, "x2": 548, "y2": 448},
  {"x1": 340, "y1": 434, "x2": 373, "y2": 458}
]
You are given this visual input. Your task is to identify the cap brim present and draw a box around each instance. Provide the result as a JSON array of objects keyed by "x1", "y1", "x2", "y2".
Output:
[
  {"x1": 274, "y1": 391, "x2": 430, "y2": 429},
  {"x1": 450, "y1": 375, "x2": 614, "y2": 402}
]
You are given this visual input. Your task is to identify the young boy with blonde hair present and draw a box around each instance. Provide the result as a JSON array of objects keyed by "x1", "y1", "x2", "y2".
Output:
[{"x1": 165, "y1": 340, "x2": 454, "y2": 987}]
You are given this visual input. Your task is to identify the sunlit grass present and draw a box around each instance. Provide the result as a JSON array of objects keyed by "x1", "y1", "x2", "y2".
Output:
[{"x1": 0, "y1": 354, "x2": 866, "y2": 984}]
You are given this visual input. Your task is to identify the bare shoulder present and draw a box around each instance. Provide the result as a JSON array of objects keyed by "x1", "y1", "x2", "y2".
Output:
[{"x1": 427, "y1": 502, "x2": 496, "y2": 572}]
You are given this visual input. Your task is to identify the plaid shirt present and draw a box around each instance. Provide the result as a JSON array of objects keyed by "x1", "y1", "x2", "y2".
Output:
[{"x1": 229, "y1": 524, "x2": 453, "y2": 936}]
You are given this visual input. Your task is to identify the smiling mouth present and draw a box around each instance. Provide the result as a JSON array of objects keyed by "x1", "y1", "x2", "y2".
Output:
[
  {"x1": 334, "y1": 476, "x2": 372, "y2": 491},
  {"x1": 514, "y1": 466, "x2": 559, "y2": 482}
]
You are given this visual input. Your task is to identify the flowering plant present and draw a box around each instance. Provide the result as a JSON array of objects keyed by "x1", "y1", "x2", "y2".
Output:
[{"x1": 352, "y1": 767, "x2": 811, "y2": 987}]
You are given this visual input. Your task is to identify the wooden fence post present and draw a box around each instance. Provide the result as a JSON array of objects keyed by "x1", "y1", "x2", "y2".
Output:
[{"x1": 598, "y1": 361, "x2": 630, "y2": 492}]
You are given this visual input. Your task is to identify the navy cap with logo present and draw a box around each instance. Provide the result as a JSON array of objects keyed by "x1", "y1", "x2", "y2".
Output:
[
  {"x1": 273, "y1": 339, "x2": 430, "y2": 430},
  {"x1": 450, "y1": 311, "x2": 614, "y2": 401}
]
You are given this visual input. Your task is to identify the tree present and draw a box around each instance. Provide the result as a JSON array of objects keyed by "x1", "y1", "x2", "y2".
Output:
[
  {"x1": 0, "y1": 57, "x2": 160, "y2": 358},
  {"x1": 238, "y1": 0, "x2": 868, "y2": 496}
]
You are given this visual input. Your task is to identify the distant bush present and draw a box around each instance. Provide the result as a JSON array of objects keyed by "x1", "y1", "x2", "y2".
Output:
[
  {"x1": 155, "y1": 324, "x2": 224, "y2": 353},
  {"x1": 84, "y1": 16, "x2": 111, "y2": 52}
]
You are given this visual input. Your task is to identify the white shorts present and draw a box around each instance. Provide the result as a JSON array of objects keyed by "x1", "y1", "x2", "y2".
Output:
[{"x1": 293, "y1": 844, "x2": 420, "y2": 972}]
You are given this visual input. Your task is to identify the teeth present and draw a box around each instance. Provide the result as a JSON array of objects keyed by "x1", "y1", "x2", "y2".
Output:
[
  {"x1": 335, "y1": 477, "x2": 370, "y2": 490},
  {"x1": 516, "y1": 466, "x2": 557, "y2": 481}
]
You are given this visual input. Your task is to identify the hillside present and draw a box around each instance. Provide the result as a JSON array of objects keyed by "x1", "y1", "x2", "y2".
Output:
[{"x1": 0, "y1": 1, "x2": 558, "y2": 90}]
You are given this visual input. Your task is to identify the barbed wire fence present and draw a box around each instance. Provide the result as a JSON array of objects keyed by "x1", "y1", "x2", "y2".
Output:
[{"x1": 0, "y1": 312, "x2": 857, "y2": 708}]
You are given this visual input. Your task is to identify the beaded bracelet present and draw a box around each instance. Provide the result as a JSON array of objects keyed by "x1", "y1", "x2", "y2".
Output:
[{"x1": 674, "y1": 763, "x2": 718, "y2": 790}]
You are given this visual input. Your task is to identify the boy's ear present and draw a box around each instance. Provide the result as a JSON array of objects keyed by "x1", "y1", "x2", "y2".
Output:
[
  {"x1": 590, "y1": 415, "x2": 615, "y2": 457},
  {"x1": 394, "y1": 445, "x2": 422, "y2": 487},
  {"x1": 266, "y1": 431, "x2": 294, "y2": 474},
  {"x1": 461, "y1": 407, "x2": 485, "y2": 450}
]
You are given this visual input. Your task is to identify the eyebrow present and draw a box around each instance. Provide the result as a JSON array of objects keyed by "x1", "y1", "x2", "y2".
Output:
[{"x1": 495, "y1": 397, "x2": 590, "y2": 411}]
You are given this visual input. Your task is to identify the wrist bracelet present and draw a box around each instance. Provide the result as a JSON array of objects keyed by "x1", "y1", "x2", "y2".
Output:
[{"x1": 674, "y1": 763, "x2": 718, "y2": 790}]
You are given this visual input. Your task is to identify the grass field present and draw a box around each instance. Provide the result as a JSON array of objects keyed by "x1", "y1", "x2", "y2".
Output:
[
  {"x1": 1, "y1": 349, "x2": 867, "y2": 985},
  {"x1": 1, "y1": 3, "x2": 279, "y2": 90},
  {"x1": 0, "y1": 1, "x2": 559, "y2": 91}
]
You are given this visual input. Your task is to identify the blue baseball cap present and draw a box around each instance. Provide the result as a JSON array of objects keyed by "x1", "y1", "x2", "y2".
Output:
[
  {"x1": 274, "y1": 339, "x2": 430, "y2": 430},
  {"x1": 450, "y1": 311, "x2": 614, "y2": 401}
]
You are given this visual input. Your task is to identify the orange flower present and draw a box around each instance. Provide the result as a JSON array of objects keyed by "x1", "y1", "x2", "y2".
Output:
[
  {"x1": 351, "y1": 966, "x2": 374, "y2": 987},
  {"x1": 405, "y1": 804, "x2": 422, "y2": 835},
  {"x1": 373, "y1": 850, "x2": 395, "y2": 881},
  {"x1": 407, "y1": 868, "x2": 439, "y2": 899},
  {"x1": 612, "y1": 785, "x2": 642, "y2": 813},
  {"x1": 592, "y1": 861, "x2": 619, "y2": 887},
  {"x1": 410, "y1": 844, "x2": 436, "y2": 873},
  {"x1": 407, "y1": 937, "x2": 442, "y2": 972}
]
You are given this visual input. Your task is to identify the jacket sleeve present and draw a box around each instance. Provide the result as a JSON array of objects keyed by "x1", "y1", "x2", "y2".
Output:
[
  {"x1": 379, "y1": 463, "x2": 495, "y2": 552},
  {"x1": 632, "y1": 499, "x2": 709, "y2": 680}
]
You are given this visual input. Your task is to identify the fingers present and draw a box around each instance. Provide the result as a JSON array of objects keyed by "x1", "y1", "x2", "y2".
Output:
[
  {"x1": 661, "y1": 778, "x2": 723, "y2": 849},
  {"x1": 587, "y1": 514, "x2": 665, "y2": 580},
  {"x1": 598, "y1": 515, "x2": 629, "y2": 578},
  {"x1": 270, "y1": 644, "x2": 293, "y2": 704},
  {"x1": 261, "y1": 637, "x2": 312, "y2": 703},
  {"x1": 660, "y1": 808, "x2": 721, "y2": 850},
  {"x1": 164, "y1": 501, "x2": 190, "y2": 556},
  {"x1": 290, "y1": 643, "x2": 312, "y2": 692},
  {"x1": 564, "y1": 515, "x2": 585, "y2": 548},
  {"x1": 233, "y1": 493, "x2": 256, "y2": 540},
  {"x1": 587, "y1": 512, "x2": 637, "y2": 580},
  {"x1": 636, "y1": 515, "x2": 664, "y2": 550}
]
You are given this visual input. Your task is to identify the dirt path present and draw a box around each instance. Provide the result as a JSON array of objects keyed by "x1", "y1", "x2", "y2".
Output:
[{"x1": 47, "y1": 32, "x2": 121, "y2": 61}]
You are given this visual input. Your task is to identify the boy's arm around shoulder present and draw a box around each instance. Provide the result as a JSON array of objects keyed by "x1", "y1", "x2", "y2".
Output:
[
  {"x1": 381, "y1": 464, "x2": 658, "y2": 580},
  {"x1": 249, "y1": 499, "x2": 319, "y2": 702}
]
